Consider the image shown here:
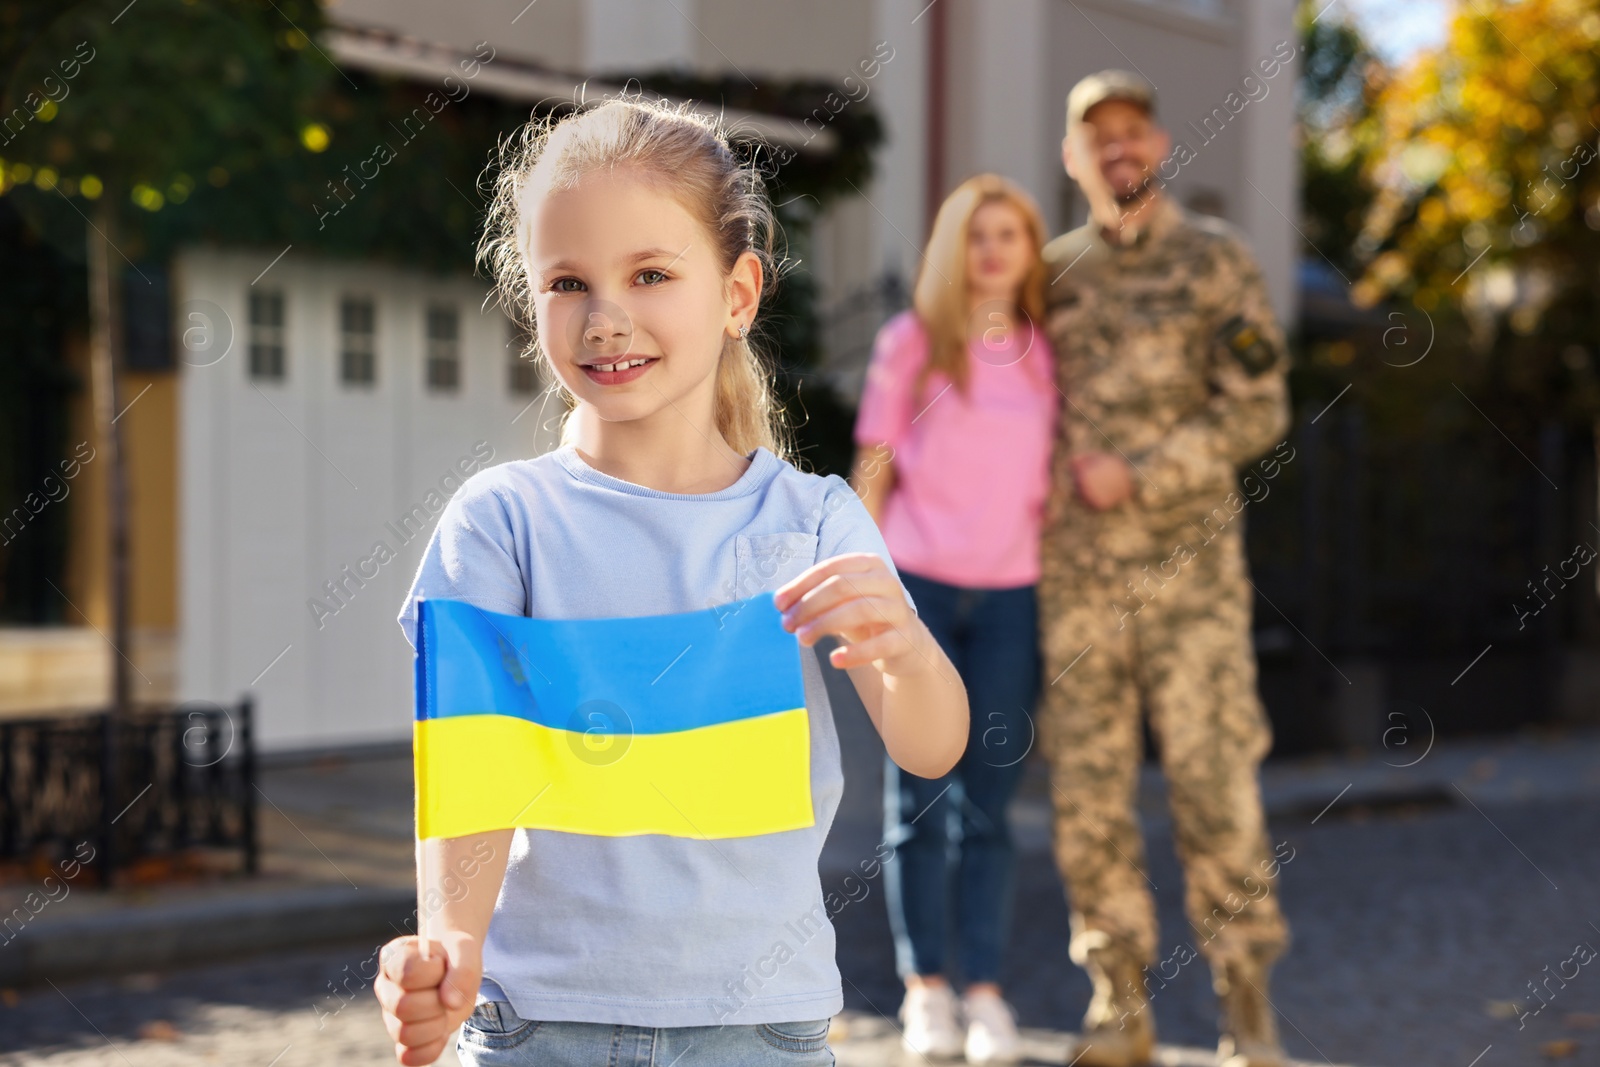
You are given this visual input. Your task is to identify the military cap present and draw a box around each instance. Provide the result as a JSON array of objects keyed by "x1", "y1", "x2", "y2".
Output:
[{"x1": 1066, "y1": 69, "x2": 1156, "y2": 131}]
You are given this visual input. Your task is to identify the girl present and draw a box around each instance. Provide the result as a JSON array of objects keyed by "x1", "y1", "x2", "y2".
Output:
[
  {"x1": 373, "y1": 97, "x2": 969, "y2": 1067},
  {"x1": 850, "y1": 174, "x2": 1058, "y2": 1064}
]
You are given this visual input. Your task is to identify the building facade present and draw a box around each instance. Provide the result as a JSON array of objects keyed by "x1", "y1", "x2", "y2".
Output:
[{"x1": 175, "y1": 249, "x2": 554, "y2": 750}]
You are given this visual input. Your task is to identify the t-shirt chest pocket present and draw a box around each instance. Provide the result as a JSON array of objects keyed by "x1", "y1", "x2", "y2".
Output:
[{"x1": 734, "y1": 532, "x2": 819, "y2": 599}]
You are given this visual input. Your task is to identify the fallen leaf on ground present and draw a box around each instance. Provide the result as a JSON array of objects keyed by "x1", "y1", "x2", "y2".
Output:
[{"x1": 137, "y1": 1020, "x2": 182, "y2": 1042}]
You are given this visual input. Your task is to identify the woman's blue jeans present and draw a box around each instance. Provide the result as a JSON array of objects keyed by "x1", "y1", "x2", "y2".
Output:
[{"x1": 882, "y1": 570, "x2": 1039, "y2": 986}]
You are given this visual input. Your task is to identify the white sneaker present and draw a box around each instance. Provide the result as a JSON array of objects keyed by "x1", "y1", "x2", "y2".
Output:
[
  {"x1": 899, "y1": 982, "x2": 965, "y2": 1059},
  {"x1": 962, "y1": 989, "x2": 1021, "y2": 1064}
]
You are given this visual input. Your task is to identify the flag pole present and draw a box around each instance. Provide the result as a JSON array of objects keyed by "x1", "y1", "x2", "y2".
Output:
[
  {"x1": 415, "y1": 639, "x2": 432, "y2": 963},
  {"x1": 417, "y1": 834, "x2": 431, "y2": 961},
  {"x1": 416, "y1": 720, "x2": 431, "y2": 962}
]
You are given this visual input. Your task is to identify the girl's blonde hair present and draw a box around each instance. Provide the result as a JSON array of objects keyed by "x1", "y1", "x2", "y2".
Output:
[
  {"x1": 912, "y1": 174, "x2": 1049, "y2": 394},
  {"x1": 478, "y1": 96, "x2": 792, "y2": 460}
]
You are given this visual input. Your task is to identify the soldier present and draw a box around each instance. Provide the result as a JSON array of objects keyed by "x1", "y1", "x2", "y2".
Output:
[{"x1": 1036, "y1": 71, "x2": 1293, "y2": 1067}]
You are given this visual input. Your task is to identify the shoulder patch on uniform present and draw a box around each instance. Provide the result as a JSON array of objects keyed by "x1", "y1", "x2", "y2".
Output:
[{"x1": 1216, "y1": 315, "x2": 1278, "y2": 377}]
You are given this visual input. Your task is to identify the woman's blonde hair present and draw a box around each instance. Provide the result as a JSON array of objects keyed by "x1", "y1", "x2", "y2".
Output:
[
  {"x1": 478, "y1": 96, "x2": 792, "y2": 460},
  {"x1": 912, "y1": 174, "x2": 1049, "y2": 394}
]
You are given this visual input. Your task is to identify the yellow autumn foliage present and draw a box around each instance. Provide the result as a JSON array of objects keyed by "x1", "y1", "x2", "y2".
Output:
[{"x1": 1359, "y1": 0, "x2": 1600, "y2": 313}]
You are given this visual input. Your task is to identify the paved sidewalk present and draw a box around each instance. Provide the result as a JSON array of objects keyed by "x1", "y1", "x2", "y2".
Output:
[
  {"x1": 0, "y1": 756, "x2": 417, "y2": 987},
  {"x1": 828, "y1": 1011, "x2": 1342, "y2": 1065}
]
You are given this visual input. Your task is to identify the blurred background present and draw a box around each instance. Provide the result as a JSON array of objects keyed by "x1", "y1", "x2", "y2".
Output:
[{"x1": 1, "y1": 0, "x2": 1599, "y2": 1064}]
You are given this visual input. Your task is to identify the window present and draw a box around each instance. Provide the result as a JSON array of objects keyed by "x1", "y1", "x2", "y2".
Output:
[
  {"x1": 248, "y1": 291, "x2": 285, "y2": 380},
  {"x1": 425, "y1": 304, "x2": 459, "y2": 391},
  {"x1": 340, "y1": 297, "x2": 377, "y2": 385},
  {"x1": 508, "y1": 316, "x2": 538, "y2": 395}
]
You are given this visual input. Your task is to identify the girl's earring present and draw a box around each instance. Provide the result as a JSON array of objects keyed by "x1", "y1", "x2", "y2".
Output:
[{"x1": 736, "y1": 323, "x2": 749, "y2": 340}]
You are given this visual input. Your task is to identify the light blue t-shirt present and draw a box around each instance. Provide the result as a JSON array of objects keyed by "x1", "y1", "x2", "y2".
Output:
[{"x1": 397, "y1": 443, "x2": 909, "y2": 1028}]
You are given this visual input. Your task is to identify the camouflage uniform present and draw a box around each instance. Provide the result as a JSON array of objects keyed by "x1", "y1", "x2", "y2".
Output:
[{"x1": 1037, "y1": 195, "x2": 1291, "y2": 977}]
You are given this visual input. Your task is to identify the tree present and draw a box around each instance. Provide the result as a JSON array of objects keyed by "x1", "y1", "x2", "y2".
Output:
[
  {"x1": 1296, "y1": 3, "x2": 1385, "y2": 281},
  {"x1": 1352, "y1": 0, "x2": 1600, "y2": 625},
  {"x1": 1353, "y1": 0, "x2": 1600, "y2": 422},
  {"x1": 2, "y1": 0, "x2": 331, "y2": 714}
]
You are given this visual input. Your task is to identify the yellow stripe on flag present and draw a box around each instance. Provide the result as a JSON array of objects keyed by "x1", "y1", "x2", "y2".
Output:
[{"x1": 414, "y1": 708, "x2": 814, "y2": 839}]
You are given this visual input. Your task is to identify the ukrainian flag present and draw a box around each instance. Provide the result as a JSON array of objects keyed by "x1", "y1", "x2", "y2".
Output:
[{"x1": 413, "y1": 593, "x2": 813, "y2": 840}]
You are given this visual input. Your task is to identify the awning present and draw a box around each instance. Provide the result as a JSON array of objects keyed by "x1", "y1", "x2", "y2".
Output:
[{"x1": 323, "y1": 25, "x2": 837, "y2": 155}]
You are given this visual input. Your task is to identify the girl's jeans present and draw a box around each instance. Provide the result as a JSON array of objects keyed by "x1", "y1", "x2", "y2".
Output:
[
  {"x1": 458, "y1": 1001, "x2": 835, "y2": 1066},
  {"x1": 883, "y1": 571, "x2": 1040, "y2": 985}
]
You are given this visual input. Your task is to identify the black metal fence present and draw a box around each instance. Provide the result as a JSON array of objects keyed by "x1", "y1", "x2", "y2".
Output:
[
  {"x1": 1248, "y1": 400, "x2": 1595, "y2": 754},
  {"x1": 0, "y1": 697, "x2": 257, "y2": 883}
]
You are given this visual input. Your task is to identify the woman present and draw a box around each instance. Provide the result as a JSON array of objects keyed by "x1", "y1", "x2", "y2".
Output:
[{"x1": 851, "y1": 174, "x2": 1059, "y2": 1064}]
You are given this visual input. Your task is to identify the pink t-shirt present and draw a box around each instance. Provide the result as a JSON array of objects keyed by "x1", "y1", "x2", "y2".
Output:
[{"x1": 853, "y1": 309, "x2": 1059, "y2": 588}]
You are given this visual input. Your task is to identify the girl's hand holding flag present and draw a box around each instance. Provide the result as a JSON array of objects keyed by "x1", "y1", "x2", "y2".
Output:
[
  {"x1": 377, "y1": 556, "x2": 967, "y2": 1065},
  {"x1": 376, "y1": 833, "x2": 508, "y2": 1066},
  {"x1": 777, "y1": 552, "x2": 967, "y2": 780},
  {"x1": 375, "y1": 928, "x2": 482, "y2": 1066}
]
